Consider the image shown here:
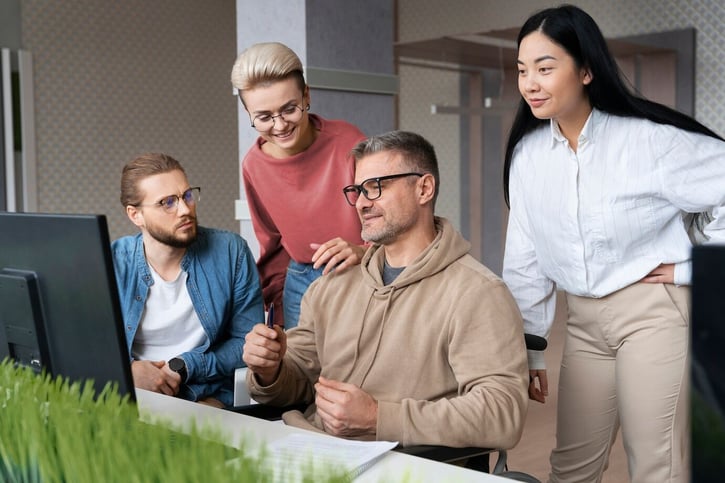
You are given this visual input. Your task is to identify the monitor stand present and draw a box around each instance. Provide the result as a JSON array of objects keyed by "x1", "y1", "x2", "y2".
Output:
[{"x1": 0, "y1": 268, "x2": 50, "y2": 374}]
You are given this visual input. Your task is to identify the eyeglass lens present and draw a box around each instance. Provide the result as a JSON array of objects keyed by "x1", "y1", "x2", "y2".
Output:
[{"x1": 346, "y1": 179, "x2": 381, "y2": 205}]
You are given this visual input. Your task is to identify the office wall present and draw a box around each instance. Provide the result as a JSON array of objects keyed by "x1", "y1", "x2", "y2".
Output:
[
  {"x1": 397, "y1": 0, "x2": 725, "y2": 230},
  {"x1": 304, "y1": 0, "x2": 395, "y2": 137},
  {"x1": 20, "y1": 0, "x2": 239, "y2": 240}
]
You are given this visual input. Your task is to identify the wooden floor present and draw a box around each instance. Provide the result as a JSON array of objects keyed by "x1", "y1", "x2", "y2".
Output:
[{"x1": 506, "y1": 295, "x2": 630, "y2": 483}]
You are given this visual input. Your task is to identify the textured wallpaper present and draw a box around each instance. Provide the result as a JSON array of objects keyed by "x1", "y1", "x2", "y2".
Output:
[{"x1": 21, "y1": 0, "x2": 239, "y2": 240}]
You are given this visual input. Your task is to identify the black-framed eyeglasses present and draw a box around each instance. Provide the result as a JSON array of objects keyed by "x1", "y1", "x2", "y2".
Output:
[
  {"x1": 342, "y1": 173, "x2": 423, "y2": 206},
  {"x1": 250, "y1": 104, "x2": 306, "y2": 131},
  {"x1": 136, "y1": 187, "x2": 201, "y2": 213}
]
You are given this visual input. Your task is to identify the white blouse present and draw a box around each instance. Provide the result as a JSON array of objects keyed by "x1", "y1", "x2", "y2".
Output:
[{"x1": 503, "y1": 109, "x2": 725, "y2": 366}]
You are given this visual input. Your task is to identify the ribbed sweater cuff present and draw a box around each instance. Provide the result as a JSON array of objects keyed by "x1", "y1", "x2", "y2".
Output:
[{"x1": 376, "y1": 400, "x2": 402, "y2": 443}]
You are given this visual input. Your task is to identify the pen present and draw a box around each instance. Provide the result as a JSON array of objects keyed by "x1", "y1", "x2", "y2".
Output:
[{"x1": 266, "y1": 303, "x2": 275, "y2": 329}]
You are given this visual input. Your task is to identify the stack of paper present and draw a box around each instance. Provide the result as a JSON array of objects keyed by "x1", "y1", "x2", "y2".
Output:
[{"x1": 264, "y1": 433, "x2": 398, "y2": 482}]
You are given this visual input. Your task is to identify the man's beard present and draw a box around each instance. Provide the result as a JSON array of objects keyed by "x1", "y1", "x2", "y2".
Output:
[
  {"x1": 147, "y1": 216, "x2": 198, "y2": 248},
  {"x1": 362, "y1": 224, "x2": 396, "y2": 245},
  {"x1": 360, "y1": 208, "x2": 414, "y2": 245}
]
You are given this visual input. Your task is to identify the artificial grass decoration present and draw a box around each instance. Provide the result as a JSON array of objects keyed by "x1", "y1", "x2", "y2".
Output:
[{"x1": 0, "y1": 360, "x2": 350, "y2": 482}]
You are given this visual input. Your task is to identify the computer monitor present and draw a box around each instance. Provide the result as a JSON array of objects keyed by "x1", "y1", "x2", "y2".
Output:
[
  {"x1": 691, "y1": 244, "x2": 725, "y2": 482},
  {"x1": 0, "y1": 212, "x2": 135, "y2": 400}
]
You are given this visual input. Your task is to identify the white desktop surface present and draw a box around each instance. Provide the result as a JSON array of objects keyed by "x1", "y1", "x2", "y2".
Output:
[{"x1": 135, "y1": 389, "x2": 510, "y2": 482}]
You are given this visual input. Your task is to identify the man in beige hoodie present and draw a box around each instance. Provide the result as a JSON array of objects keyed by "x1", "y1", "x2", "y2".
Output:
[{"x1": 243, "y1": 130, "x2": 528, "y2": 449}]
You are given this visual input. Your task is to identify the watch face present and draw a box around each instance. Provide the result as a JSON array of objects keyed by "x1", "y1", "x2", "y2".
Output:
[{"x1": 169, "y1": 358, "x2": 185, "y2": 372}]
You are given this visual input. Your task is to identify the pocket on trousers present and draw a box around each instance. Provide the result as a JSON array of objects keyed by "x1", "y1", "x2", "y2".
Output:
[{"x1": 659, "y1": 283, "x2": 690, "y2": 327}]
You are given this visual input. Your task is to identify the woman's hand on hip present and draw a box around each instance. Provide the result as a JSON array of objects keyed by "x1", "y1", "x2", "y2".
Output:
[
  {"x1": 529, "y1": 369, "x2": 548, "y2": 403},
  {"x1": 640, "y1": 263, "x2": 675, "y2": 284}
]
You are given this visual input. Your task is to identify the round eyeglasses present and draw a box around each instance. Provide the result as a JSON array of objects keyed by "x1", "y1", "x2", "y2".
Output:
[
  {"x1": 136, "y1": 187, "x2": 201, "y2": 213},
  {"x1": 342, "y1": 173, "x2": 423, "y2": 206},
  {"x1": 250, "y1": 104, "x2": 307, "y2": 132}
]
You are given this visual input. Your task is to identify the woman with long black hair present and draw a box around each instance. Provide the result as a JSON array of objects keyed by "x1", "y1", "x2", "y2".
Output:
[{"x1": 502, "y1": 5, "x2": 724, "y2": 482}]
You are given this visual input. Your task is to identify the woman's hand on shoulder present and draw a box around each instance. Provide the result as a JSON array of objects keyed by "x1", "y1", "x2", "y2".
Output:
[{"x1": 310, "y1": 238, "x2": 367, "y2": 275}]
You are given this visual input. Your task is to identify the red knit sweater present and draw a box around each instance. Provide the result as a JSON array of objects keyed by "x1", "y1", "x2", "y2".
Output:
[{"x1": 242, "y1": 114, "x2": 365, "y2": 314}]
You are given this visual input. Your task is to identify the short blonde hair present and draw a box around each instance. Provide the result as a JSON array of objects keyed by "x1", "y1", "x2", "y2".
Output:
[{"x1": 230, "y1": 42, "x2": 305, "y2": 92}]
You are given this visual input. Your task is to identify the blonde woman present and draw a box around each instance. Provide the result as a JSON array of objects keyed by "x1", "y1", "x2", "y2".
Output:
[{"x1": 231, "y1": 42, "x2": 366, "y2": 329}]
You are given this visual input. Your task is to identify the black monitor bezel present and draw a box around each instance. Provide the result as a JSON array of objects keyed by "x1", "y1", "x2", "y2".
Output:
[{"x1": 0, "y1": 212, "x2": 135, "y2": 401}]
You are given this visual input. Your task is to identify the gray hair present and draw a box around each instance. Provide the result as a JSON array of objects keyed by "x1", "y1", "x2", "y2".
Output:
[{"x1": 351, "y1": 131, "x2": 440, "y2": 207}]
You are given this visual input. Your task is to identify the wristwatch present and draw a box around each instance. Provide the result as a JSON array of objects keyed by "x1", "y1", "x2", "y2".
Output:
[{"x1": 168, "y1": 357, "x2": 188, "y2": 383}]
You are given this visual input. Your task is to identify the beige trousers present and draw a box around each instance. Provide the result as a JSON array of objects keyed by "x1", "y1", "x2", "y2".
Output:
[{"x1": 549, "y1": 283, "x2": 690, "y2": 483}]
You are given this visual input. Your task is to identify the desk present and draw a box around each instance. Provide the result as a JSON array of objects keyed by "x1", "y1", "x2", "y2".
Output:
[{"x1": 136, "y1": 389, "x2": 510, "y2": 482}]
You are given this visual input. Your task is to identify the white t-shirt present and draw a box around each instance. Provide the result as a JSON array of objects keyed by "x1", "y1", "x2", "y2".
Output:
[{"x1": 131, "y1": 268, "x2": 208, "y2": 362}]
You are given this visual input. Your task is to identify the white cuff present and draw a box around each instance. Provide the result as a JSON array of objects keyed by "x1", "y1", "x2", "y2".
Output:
[
  {"x1": 527, "y1": 349, "x2": 546, "y2": 370},
  {"x1": 673, "y1": 260, "x2": 692, "y2": 286}
]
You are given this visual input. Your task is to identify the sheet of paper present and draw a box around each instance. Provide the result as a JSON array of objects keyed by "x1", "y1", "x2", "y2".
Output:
[{"x1": 264, "y1": 433, "x2": 398, "y2": 481}]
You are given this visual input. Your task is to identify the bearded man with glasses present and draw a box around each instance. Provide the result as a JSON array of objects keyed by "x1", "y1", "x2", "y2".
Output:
[
  {"x1": 111, "y1": 152, "x2": 264, "y2": 408},
  {"x1": 231, "y1": 42, "x2": 368, "y2": 330}
]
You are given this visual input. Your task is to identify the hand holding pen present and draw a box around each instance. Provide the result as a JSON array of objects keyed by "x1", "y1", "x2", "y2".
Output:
[
  {"x1": 242, "y1": 302, "x2": 286, "y2": 385},
  {"x1": 265, "y1": 303, "x2": 285, "y2": 355}
]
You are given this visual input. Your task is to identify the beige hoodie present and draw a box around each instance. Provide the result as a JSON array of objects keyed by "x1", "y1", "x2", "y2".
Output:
[{"x1": 248, "y1": 217, "x2": 528, "y2": 449}]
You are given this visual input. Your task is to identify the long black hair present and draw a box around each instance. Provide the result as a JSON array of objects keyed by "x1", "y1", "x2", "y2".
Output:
[{"x1": 503, "y1": 4, "x2": 723, "y2": 206}]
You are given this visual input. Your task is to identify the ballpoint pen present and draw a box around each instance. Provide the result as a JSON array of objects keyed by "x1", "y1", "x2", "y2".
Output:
[{"x1": 266, "y1": 302, "x2": 275, "y2": 329}]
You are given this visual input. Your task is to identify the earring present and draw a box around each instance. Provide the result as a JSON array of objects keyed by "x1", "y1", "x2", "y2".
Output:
[{"x1": 306, "y1": 104, "x2": 311, "y2": 111}]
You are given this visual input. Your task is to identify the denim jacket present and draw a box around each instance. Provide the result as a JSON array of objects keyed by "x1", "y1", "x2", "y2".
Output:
[{"x1": 111, "y1": 226, "x2": 264, "y2": 406}]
